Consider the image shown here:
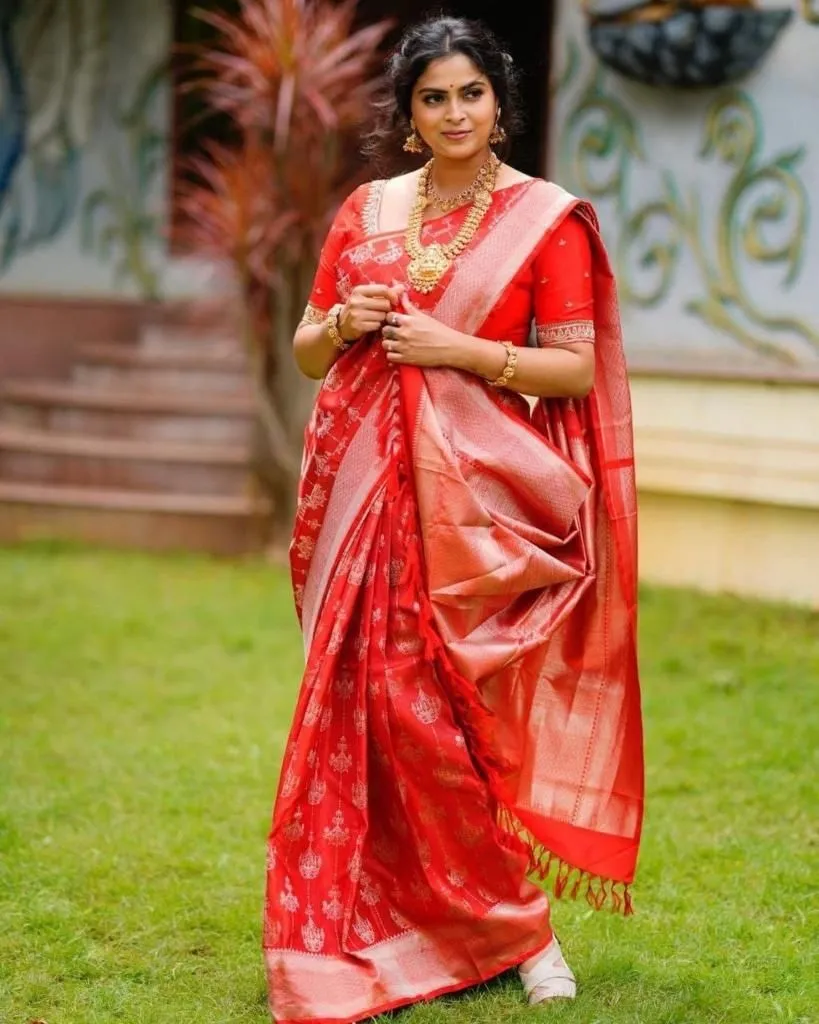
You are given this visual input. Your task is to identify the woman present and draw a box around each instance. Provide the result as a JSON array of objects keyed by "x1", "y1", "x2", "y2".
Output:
[{"x1": 264, "y1": 15, "x2": 643, "y2": 1023}]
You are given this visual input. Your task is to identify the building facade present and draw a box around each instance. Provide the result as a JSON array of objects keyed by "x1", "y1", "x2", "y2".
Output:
[
  {"x1": 551, "y1": 1, "x2": 819, "y2": 605},
  {"x1": 1, "y1": 0, "x2": 817, "y2": 601}
]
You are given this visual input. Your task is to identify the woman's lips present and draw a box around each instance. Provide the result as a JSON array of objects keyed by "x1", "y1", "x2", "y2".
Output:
[{"x1": 442, "y1": 130, "x2": 471, "y2": 140}]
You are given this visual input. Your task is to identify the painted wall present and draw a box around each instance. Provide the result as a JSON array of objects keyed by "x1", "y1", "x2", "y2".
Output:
[
  {"x1": 550, "y1": 1, "x2": 819, "y2": 372},
  {"x1": 0, "y1": 0, "x2": 170, "y2": 300}
]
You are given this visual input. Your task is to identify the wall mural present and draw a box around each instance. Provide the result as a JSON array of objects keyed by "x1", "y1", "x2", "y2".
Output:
[
  {"x1": 0, "y1": 0, "x2": 167, "y2": 298},
  {"x1": 554, "y1": 39, "x2": 819, "y2": 365}
]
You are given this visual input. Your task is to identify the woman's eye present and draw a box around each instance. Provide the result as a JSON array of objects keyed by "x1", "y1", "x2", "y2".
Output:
[
  {"x1": 423, "y1": 95, "x2": 444, "y2": 105},
  {"x1": 465, "y1": 89, "x2": 484, "y2": 100}
]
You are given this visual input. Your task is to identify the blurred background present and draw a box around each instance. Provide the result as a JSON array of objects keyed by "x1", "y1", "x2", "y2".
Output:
[{"x1": 0, "y1": 0, "x2": 817, "y2": 605}]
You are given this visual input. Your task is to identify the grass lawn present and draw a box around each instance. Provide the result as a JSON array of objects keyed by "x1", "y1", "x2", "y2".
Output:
[{"x1": 1, "y1": 543, "x2": 817, "y2": 1024}]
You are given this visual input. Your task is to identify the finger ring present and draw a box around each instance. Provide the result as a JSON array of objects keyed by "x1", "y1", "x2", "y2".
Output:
[{"x1": 388, "y1": 313, "x2": 399, "y2": 326}]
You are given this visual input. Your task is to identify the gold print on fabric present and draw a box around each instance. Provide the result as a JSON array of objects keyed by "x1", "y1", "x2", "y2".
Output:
[
  {"x1": 279, "y1": 877, "x2": 300, "y2": 913},
  {"x1": 329, "y1": 736, "x2": 353, "y2": 774},
  {"x1": 283, "y1": 807, "x2": 305, "y2": 841},
  {"x1": 281, "y1": 766, "x2": 300, "y2": 798},
  {"x1": 298, "y1": 835, "x2": 322, "y2": 880},
  {"x1": 308, "y1": 776, "x2": 327, "y2": 806},
  {"x1": 411, "y1": 685, "x2": 442, "y2": 725},
  {"x1": 302, "y1": 906, "x2": 326, "y2": 953},
  {"x1": 323, "y1": 809, "x2": 352, "y2": 847},
  {"x1": 353, "y1": 912, "x2": 376, "y2": 945},
  {"x1": 322, "y1": 886, "x2": 344, "y2": 921},
  {"x1": 352, "y1": 777, "x2": 368, "y2": 809}
]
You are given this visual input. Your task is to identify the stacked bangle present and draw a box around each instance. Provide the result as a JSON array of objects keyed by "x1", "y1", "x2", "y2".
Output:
[
  {"x1": 326, "y1": 303, "x2": 349, "y2": 351},
  {"x1": 489, "y1": 341, "x2": 518, "y2": 388}
]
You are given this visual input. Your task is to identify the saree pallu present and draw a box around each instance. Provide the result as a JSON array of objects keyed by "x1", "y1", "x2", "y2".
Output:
[{"x1": 264, "y1": 179, "x2": 643, "y2": 1024}]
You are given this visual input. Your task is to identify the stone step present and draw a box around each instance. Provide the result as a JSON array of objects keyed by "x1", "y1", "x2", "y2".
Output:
[
  {"x1": 139, "y1": 324, "x2": 245, "y2": 358},
  {"x1": 0, "y1": 481, "x2": 270, "y2": 555},
  {"x1": 0, "y1": 380, "x2": 256, "y2": 444},
  {"x1": 0, "y1": 424, "x2": 251, "y2": 496},
  {"x1": 73, "y1": 343, "x2": 250, "y2": 393}
]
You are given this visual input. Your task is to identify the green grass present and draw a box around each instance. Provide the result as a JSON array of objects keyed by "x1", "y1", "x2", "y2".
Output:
[{"x1": 1, "y1": 543, "x2": 817, "y2": 1024}]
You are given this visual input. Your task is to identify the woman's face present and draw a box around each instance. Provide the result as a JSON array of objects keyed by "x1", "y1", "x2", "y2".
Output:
[{"x1": 410, "y1": 53, "x2": 498, "y2": 163}]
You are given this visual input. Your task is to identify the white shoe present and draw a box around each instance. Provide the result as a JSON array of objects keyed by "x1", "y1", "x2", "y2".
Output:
[{"x1": 519, "y1": 937, "x2": 577, "y2": 1004}]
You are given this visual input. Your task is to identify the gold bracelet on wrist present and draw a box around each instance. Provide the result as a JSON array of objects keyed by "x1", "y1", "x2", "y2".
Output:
[
  {"x1": 489, "y1": 341, "x2": 518, "y2": 388},
  {"x1": 326, "y1": 303, "x2": 349, "y2": 351}
]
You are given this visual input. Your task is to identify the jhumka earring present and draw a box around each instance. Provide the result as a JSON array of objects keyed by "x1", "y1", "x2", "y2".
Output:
[
  {"x1": 489, "y1": 110, "x2": 507, "y2": 146},
  {"x1": 403, "y1": 120, "x2": 424, "y2": 154}
]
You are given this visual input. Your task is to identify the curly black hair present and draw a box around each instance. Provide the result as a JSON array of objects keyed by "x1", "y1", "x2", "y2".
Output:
[{"x1": 363, "y1": 15, "x2": 524, "y2": 174}]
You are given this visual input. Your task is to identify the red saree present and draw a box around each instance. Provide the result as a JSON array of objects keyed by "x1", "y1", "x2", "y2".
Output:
[{"x1": 264, "y1": 178, "x2": 643, "y2": 1024}]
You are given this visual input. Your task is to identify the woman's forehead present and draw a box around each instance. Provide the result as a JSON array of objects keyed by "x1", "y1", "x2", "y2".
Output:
[{"x1": 414, "y1": 53, "x2": 486, "y2": 91}]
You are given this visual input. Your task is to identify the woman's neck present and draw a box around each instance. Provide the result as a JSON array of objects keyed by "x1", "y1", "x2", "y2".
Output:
[{"x1": 428, "y1": 149, "x2": 494, "y2": 195}]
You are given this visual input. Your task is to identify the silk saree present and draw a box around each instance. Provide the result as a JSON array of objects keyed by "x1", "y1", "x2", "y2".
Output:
[{"x1": 264, "y1": 177, "x2": 643, "y2": 1024}]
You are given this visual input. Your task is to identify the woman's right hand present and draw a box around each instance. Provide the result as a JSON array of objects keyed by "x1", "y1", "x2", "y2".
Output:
[{"x1": 339, "y1": 284, "x2": 404, "y2": 342}]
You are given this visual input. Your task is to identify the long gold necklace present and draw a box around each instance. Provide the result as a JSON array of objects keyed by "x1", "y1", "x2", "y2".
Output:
[{"x1": 405, "y1": 154, "x2": 500, "y2": 294}]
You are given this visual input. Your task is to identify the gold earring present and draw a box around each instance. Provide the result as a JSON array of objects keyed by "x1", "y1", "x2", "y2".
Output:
[
  {"x1": 403, "y1": 120, "x2": 424, "y2": 154},
  {"x1": 489, "y1": 121, "x2": 507, "y2": 146}
]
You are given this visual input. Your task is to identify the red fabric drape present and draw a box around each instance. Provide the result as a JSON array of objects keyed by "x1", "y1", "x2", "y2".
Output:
[{"x1": 264, "y1": 179, "x2": 643, "y2": 1024}]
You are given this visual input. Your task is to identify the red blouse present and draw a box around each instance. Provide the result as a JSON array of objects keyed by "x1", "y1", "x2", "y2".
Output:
[{"x1": 302, "y1": 180, "x2": 596, "y2": 350}]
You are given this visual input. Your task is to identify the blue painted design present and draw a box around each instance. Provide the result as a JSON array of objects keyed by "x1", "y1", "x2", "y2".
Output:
[{"x1": 0, "y1": 0, "x2": 26, "y2": 206}]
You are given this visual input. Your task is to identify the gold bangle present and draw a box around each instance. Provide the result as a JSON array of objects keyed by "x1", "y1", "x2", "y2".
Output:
[
  {"x1": 489, "y1": 341, "x2": 518, "y2": 388},
  {"x1": 326, "y1": 303, "x2": 349, "y2": 351}
]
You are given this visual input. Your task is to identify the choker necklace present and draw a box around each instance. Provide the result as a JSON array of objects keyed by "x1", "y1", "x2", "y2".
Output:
[
  {"x1": 405, "y1": 154, "x2": 500, "y2": 294},
  {"x1": 425, "y1": 153, "x2": 499, "y2": 213}
]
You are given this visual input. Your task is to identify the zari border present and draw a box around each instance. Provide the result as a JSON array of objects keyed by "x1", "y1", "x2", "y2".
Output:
[
  {"x1": 361, "y1": 179, "x2": 387, "y2": 236},
  {"x1": 266, "y1": 888, "x2": 551, "y2": 1024},
  {"x1": 536, "y1": 319, "x2": 596, "y2": 347},
  {"x1": 300, "y1": 303, "x2": 329, "y2": 327}
]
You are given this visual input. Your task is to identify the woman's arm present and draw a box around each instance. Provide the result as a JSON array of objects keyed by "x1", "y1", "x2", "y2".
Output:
[{"x1": 446, "y1": 335, "x2": 594, "y2": 399}]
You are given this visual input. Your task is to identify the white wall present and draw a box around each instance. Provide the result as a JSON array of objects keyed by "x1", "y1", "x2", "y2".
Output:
[
  {"x1": 550, "y1": 1, "x2": 819, "y2": 370},
  {"x1": 0, "y1": 0, "x2": 171, "y2": 300}
]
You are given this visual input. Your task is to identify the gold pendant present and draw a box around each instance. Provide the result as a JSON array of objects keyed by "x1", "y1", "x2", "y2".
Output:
[{"x1": 407, "y1": 243, "x2": 451, "y2": 293}]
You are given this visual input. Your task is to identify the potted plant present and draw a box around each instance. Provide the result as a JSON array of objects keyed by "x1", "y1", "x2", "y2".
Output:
[
  {"x1": 175, "y1": 0, "x2": 392, "y2": 539},
  {"x1": 585, "y1": 1, "x2": 793, "y2": 88}
]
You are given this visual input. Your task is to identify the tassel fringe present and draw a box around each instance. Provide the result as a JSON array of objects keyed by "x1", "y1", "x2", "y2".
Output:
[{"x1": 498, "y1": 807, "x2": 634, "y2": 916}]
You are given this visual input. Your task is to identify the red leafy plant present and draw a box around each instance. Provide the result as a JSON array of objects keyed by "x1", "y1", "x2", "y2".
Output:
[{"x1": 176, "y1": 0, "x2": 393, "y2": 534}]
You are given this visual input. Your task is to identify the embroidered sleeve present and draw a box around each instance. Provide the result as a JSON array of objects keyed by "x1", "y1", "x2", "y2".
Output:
[
  {"x1": 536, "y1": 320, "x2": 596, "y2": 347},
  {"x1": 533, "y1": 211, "x2": 595, "y2": 346},
  {"x1": 300, "y1": 302, "x2": 329, "y2": 327}
]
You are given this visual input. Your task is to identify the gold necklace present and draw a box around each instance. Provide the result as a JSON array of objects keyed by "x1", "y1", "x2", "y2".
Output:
[
  {"x1": 405, "y1": 155, "x2": 500, "y2": 294},
  {"x1": 426, "y1": 153, "x2": 499, "y2": 213}
]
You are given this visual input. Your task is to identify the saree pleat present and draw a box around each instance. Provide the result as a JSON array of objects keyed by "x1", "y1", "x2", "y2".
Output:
[{"x1": 265, "y1": 180, "x2": 643, "y2": 1023}]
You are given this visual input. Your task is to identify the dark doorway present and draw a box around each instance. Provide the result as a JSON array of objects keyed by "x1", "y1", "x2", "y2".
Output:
[{"x1": 357, "y1": 2, "x2": 556, "y2": 177}]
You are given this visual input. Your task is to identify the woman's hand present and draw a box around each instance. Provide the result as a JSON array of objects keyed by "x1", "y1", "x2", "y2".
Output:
[
  {"x1": 340, "y1": 284, "x2": 403, "y2": 341},
  {"x1": 381, "y1": 293, "x2": 462, "y2": 368}
]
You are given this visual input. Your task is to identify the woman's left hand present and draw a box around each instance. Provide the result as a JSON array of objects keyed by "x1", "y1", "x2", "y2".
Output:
[{"x1": 381, "y1": 292, "x2": 461, "y2": 368}]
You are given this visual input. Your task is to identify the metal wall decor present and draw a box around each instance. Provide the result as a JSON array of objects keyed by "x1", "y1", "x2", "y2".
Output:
[{"x1": 586, "y1": 2, "x2": 794, "y2": 89}]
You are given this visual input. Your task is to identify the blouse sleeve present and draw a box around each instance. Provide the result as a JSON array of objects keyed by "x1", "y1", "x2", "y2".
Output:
[
  {"x1": 299, "y1": 188, "x2": 362, "y2": 326},
  {"x1": 533, "y1": 211, "x2": 596, "y2": 348}
]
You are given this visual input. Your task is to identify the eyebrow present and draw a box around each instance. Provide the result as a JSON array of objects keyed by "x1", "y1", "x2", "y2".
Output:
[{"x1": 417, "y1": 78, "x2": 487, "y2": 95}]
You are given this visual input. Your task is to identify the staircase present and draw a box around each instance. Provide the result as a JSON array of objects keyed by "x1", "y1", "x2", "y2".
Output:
[{"x1": 0, "y1": 321, "x2": 271, "y2": 555}]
